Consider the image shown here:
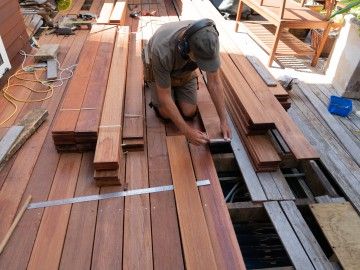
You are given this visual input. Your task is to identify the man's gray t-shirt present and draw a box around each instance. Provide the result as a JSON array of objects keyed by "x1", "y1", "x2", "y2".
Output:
[{"x1": 148, "y1": 20, "x2": 198, "y2": 88}]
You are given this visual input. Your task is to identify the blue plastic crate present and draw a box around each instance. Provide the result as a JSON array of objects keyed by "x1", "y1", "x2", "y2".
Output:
[{"x1": 327, "y1": 95, "x2": 352, "y2": 117}]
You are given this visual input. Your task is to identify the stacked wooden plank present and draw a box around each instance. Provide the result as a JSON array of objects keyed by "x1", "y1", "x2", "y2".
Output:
[
  {"x1": 74, "y1": 26, "x2": 117, "y2": 149},
  {"x1": 246, "y1": 55, "x2": 291, "y2": 110},
  {"x1": 222, "y1": 76, "x2": 282, "y2": 171},
  {"x1": 0, "y1": 0, "x2": 29, "y2": 63},
  {"x1": 121, "y1": 32, "x2": 145, "y2": 151},
  {"x1": 197, "y1": 74, "x2": 222, "y2": 140},
  {"x1": 179, "y1": 0, "x2": 319, "y2": 172},
  {"x1": 52, "y1": 25, "x2": 117, "y2": 152},
  {"x1": 97, "y1": 0, "x2": 126, "y2": 25},
  {"x1": 93, "y1": 26, "x2": 130, "y2": 186}
]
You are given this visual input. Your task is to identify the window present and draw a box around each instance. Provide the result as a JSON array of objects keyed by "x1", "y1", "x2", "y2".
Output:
[{"x1": 0, "y1": 36, "x2": 11, "y2": 78}]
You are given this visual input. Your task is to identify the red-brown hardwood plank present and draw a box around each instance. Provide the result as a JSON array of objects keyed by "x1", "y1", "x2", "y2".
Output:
[
  {"x1": 123, "y1": 151, "x2": 153, "y2": 269},
  {"x1": 27, "y1": 153, "x2": 82, "y2": 270},
  {"x1": 146, "y1": 89, "x2": 184, "y2": 269},
  {"x1": 166, "y1": 135, "x2": 217, "y2": 270},
  {"x1": 59, "y1": 153, "x2": 99, "y2": 270},
  {"x1": 93, "y1": 26, "x2": 129, "y2": 170}
]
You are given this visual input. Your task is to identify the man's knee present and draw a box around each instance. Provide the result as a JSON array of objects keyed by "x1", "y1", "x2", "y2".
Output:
[
  {"x1": 157, "y1": 106, "x2": 171, "y2": 120},
  {"x1": 179, "y1": 102, "x2": 197, "y2": 119}
]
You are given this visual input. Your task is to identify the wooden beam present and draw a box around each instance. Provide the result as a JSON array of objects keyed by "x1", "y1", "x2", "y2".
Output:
[
  {"x1": 91, "y1": 186, "x2": 124, "y2": 269},
  {"x1": 280, "y1": 201, "x2": 333, "y2": 270},
  {"x1": 270, "y1": 169, "x2": 295, "y2": 200},
  {"x1": 257, "y1": 172, "x2": 283, "y2": 200},
  {"x1": 264, "y1": 201, "x2": 315, "y2": 269},
  {"x1": 227, "y1": 115, "x2": 267, "y2": 201},
  {"x1": 59, "y1": 153, "x2": 99, "y2": 269},
  {"x1": 52, "y1": 25, "x2": 105, "y2": 139}
]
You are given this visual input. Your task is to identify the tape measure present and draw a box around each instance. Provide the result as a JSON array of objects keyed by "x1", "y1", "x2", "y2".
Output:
[{"x1": 28, "y1": 179, "x2": 210, "y2": 209}]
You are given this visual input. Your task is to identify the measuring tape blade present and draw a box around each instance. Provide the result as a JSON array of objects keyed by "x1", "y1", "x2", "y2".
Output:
[{"x1": 28, "y1": 179, "x2": 210, "y2": 209}]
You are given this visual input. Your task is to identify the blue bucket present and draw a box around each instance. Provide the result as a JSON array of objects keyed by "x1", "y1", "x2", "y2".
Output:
[{"x1": 327, "y1": 95, "x2": 352, "y2": 117}]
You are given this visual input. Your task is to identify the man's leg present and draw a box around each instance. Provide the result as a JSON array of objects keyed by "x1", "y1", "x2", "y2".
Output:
[
  {"x1": 174, "y1": 77, "x2": 198, "y2": 119},
  {"x1": 149, "y1": 78, "x2": 198, "y2": 120},
  {"x1": 149, "y1": 82, "x2": 171, "y2": 120}
]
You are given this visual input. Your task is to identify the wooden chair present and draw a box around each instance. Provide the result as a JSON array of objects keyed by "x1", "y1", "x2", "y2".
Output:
[{"x1": 235, "y1": 0, "x2": 334, "y2": 66}]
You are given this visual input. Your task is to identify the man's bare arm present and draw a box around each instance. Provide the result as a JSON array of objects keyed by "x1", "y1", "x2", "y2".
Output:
[
  {"x1": 206, "y1": 70, "x2": 231, "y2": 140},
  {"x1": 156, "y1": 85, "x2": 209, "y2": 145}
]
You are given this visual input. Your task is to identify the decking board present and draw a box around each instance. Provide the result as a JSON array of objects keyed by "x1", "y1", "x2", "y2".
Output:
[
  {"x1": 27, "y1": 154, "x2": 81, "y2": 270},
  {"x1": 59, "y1": 153, "x2": 99, "y2": 270},
  {"x1": 166, "y1": 135, "x2": 217, "y2": 270},
  {"x1": 146, "y1": 89, "x2": 184, "y2": 269},
  {"x1": 123, "y1": 151, "x2": 153, "y2": 269},
  {"x1": 189, "y1": 140, "x2": 246, "y2": 269},
  {"x1": 91, "y1": 186, "x2": 124, "y2": 269}
]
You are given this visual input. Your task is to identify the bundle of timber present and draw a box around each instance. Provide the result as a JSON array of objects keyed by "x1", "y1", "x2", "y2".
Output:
[
  {"x1": 93, "y1": 26, "x2": 130, "y2": 186},
  {"x1": 52, "y1": 25, "x2": 117, "y2": 152},
  {"x1": 94, "y1": 154, "x2": 126, "y2": 186},
  {"x1": 121, "y1": 32, "x2": 145, "y2": 152},
  {"x1": 246, "y1": 55, "x2": 291, "y2": 110},
  {"x1": 94, "y1": 30, "x2": 145, "y2": 186},
  {"x1": 268, "y1": 83, "x2": 291, "y2": 111},
  {"x1": 183, "y1": 0, "x2": 319, "y2": 171}
]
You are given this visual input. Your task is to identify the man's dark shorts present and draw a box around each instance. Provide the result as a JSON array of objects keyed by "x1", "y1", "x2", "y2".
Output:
[{"x1": 149, "y1": 77, "x2": 198, "y2": 107}]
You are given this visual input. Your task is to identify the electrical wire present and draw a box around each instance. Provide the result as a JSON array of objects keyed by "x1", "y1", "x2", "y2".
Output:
[
  {"x1": 225, "y1": 182, "x2": 240, "y2": 202},
  {"x1": 0, "y1": 50, "x2": 77, "y2": 126}
]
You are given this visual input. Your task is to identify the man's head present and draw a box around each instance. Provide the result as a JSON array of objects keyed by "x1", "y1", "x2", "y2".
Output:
[{"x1": 178, "y1": 19, "x2": 220, "y2": 72}]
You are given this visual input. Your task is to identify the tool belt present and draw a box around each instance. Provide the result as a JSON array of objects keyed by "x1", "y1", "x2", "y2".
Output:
[
  {"x1": 142, "y1": 46, "x2": 197, "y2": 86},
  {"x1": 170, "y1": 73, "x2": 198, "y2": 87}
]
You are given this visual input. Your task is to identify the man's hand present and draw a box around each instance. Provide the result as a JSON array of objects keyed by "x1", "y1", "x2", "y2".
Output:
[
  {"x1": 185, "y1": 127, "x2": 209, "y2": 145},
  {"x1": 220, "y1": 120, "x2": 231, "y2": 141}
]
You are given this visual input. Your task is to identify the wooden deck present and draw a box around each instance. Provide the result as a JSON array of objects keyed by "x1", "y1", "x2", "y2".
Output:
[
  {"x1": 0, "y1": 0, "x2": 246, "y2": 269},
  {"x1": 0, "y1": 0, "x2": 360, "y2": 269}
]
